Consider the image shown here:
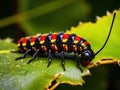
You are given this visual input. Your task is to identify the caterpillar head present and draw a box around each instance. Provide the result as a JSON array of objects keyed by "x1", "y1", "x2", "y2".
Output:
[{"x1": 81, "y1": 49, "x2": 94, "y2": 66}]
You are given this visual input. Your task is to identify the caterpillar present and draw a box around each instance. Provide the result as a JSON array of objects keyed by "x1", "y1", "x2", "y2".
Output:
[{"x1": 15, "y1": 13, "x2": 116, "y2": 72}]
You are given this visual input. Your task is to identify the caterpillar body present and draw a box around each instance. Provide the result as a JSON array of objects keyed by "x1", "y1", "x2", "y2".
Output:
[
  {"x1": 16, "y1": 13, "x2": 116, "y2": 72},
  {"x1": 16, "y1": 32, "x2": 94, "y2": 72}
]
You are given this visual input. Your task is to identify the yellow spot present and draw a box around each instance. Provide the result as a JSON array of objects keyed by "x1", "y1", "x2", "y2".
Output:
[
  {"x1": 22, "y1": 43, "x2": 26, "y2": 46},
  {"x1": 62, "y1": 39, "x2": 67, "y2": 42},
  {"x1": 81, "y1": 43, "x2": 85, "y2": 46},
  {"x1": 30, "y1": 42, "x2": 35, "y2": 46},
  {"x1": 51, "y1": 39, "x2": 55, "y2": 43},
  {"x1": 40, "y1": 41, "x2": 44, "y2": 44},
  {"x1": 73, "y1": 45, "x2": 77, "y2": 52},
  {"x1": 63, "y1": 44, "x2": 68, "y2": 51},
  {"x1": 80, "y1": 46, "x2": 82, "y2": 51},
  {"x1": 17, "y1": 44, "x2": 20, "y2": 47},
  {"x1": 74, "y1": 40, "x2": 78, "y2": 44}
]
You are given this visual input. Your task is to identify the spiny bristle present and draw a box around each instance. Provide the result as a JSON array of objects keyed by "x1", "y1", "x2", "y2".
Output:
[
  {"x1": 49, "y1": 31, "x2": 52, "y2": 34},
  {"x1": 106, "y1": 11, "x2": 111, "y2": 16},
  {"x1": 96, "y1": 16, "x2": 101, "y2": 20},
  {"x1": 71, "y1": 26, "x2": 75, "y2": 30},
  {"x1": 65, "y1": 30, "x2": 69, "y2": 32},
  {"x1": 117, "y1": 61, "x2": 120, "y2": 67},
  {"x1": 113, "y1": 10, "x2": 117, "y2": 14},
  {"x1": 36, "y1": 33, "x2": 41, "y2": 36},
  {"x1": 79, "y1": 21, "x2": 83, "y2": 25},
  {"x1": 4, "y1": 38, "x2": 13, "y2": 42}
]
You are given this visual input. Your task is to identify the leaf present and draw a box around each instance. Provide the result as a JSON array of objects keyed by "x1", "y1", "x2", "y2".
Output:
[
  {"x1": 68, "y1": 9, "x2": 120, "y2": 63},
  {"x1": 0, "y1": 40, "x2": 89, "y2": 90}
]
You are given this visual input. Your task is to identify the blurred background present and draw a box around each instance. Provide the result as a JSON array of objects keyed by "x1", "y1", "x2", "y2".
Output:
[{"x1": 0, "y1": 0, "x2": 120, "y2": 90}]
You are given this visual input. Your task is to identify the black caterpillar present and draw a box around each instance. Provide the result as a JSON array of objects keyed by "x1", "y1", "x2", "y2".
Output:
[{"x1": 15, "y1": 13, "x2": 116, "y2": 72}]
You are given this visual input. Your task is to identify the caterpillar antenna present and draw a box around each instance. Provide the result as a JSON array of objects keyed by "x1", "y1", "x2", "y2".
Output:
[{"x1": 94, "y1": 13, "x2": 116, "y2": 56}]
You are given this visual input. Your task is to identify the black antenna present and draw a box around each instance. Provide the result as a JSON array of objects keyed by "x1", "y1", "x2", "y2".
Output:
[{"x1": 94, "y1": 13, "x2": 116, "y2": 56}]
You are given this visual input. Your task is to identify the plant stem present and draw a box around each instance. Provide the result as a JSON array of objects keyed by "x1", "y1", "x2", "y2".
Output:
[{"x1": 87, "y1": 59, "x2": 120, "y2": 68}]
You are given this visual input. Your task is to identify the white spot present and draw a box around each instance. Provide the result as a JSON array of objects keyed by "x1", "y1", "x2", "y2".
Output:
[
  {"x1": 96, "y1": 16, "x2": 101, "y2": 20},
  {"x1": 79, "y1": 21, "x2": 83, "y2": 25},
  {"x1": 106, "y1": 11, "x2": 110, "y2": 15}
]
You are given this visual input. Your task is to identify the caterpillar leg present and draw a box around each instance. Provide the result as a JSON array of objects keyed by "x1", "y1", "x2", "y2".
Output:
[
  {"x1": 27, "y1": 49, "x2": 40, "y2": 63},
  {"x1": 61, "y1": 51, "x2": 66, "y2": 71},
  {"x1": 15, "y1": 49, "x2": 31, "y2": 60},
  {"x1": 75, "y1": 52, "x2": 83, "y2": 72},
  {"x1": 47, "y1": 49, "x2": 52, "y2": 67}
]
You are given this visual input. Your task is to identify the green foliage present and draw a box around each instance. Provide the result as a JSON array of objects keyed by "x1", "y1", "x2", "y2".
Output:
[{"x1": 0, "y1": 40, "x2": 89, "y2": 90}]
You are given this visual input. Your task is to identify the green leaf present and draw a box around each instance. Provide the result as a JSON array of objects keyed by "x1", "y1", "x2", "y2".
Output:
[
  {"x1": 68, "y1": 10, "x2": 120, "y2": 62},
  {"x1": 0, "y1": 40, "x2": 89, "y2": 90}
]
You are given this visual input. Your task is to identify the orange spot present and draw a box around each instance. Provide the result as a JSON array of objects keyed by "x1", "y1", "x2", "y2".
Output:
[
  {"x1": 23, "y1": 47, "x2": 27, "y2": 51},
  {"x1": 17, "y1": 44, "x2": 20, "y2": 47},
  {"x1": 41, "y1": 45, "x2": 47, "y2": 52},
  {"x1": 62, "y1": 44, "x2": 68, "y2": 52},
  {"x1": 51, "y1": 44, "x2": 58, "y2": 52},
  {"x1": 32, "y1": 47, "x2": 37, "y2": 51},
  {"x1": 72, "y1": 45, "x2": 77, "y2": 52}
]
